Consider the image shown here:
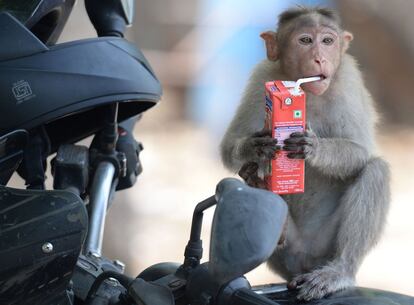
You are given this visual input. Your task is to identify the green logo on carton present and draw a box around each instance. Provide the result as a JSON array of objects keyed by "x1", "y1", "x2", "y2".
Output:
[{"x1": 294, "y1": 110, "x2": 302, "y2": 118}]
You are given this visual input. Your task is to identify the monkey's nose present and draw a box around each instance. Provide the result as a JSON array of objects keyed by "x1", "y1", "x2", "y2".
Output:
[{"x1": 314, "y1": 57, "x2": 326, "y2": 65}]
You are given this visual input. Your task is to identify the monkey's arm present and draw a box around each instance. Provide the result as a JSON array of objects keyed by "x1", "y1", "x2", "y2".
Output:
[
  {"x1": 284, "y1": 131, "x2": 370, "y2": 180},
  {"x1": 309, "y1": 137, "x2": 369, "y2": 180},
  {"x1": 220, "y1": 61, "x2": 281, "y2": 172}
]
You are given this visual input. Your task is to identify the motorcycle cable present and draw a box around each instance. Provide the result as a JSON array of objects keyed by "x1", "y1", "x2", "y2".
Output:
[{"x1": 85, "y1": 270, "x2": 133, "y2": 303}]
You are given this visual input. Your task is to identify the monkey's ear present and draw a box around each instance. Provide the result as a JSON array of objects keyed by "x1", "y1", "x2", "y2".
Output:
[
  {"x1": 260, "y1": 31, "x2": 278, "y2": 61},
  {"x1": 342, "y1": 31, "x2": 354, "y2": 53}
]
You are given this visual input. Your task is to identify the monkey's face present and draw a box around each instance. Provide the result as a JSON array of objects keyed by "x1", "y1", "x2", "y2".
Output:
[{"x1": 281, "y1": 26, "x2": 342, "y2": 96}]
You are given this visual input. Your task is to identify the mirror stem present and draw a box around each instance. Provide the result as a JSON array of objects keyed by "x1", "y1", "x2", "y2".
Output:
[
  {"x1": 190, "y1": 195, "x2": 216, "y2": 241},
  {"x1": 183, "y1": 195, "x2": 217, "y2": 269}
]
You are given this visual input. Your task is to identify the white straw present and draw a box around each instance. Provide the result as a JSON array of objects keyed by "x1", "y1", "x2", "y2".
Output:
[{"x1": 292, "y1": 76, "x2": 322, "y2": 95}]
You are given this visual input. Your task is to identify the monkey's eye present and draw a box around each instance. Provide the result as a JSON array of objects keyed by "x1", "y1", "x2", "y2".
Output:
[
  {"x1": 299, "y1": 36, "x2": 313, "y2": 45},
  {"x1": 322, "y1": 37, "x2": 334, "y2": 45}
]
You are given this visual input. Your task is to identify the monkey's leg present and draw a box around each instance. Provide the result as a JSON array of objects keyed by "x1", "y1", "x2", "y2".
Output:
[{"x1": 291, "y1": 157, "x2": 390, "y2": 301}]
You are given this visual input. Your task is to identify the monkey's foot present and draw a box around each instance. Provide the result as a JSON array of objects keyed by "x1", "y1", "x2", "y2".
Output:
[
  {"x1": 288, "y1": 266, "x2": 355, "y2": 301},
  {"x1": 238, "y1": 162, "x2": 267, "y2": 189}
]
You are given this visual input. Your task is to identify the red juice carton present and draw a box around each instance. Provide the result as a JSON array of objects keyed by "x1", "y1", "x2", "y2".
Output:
[{"x1": 264, "y1": 80, "x2": 307, "y2": 195}]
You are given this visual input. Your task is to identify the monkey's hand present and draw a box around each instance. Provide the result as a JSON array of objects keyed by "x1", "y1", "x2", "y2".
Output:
[
  {"x1": 288, "y1": 265, "x2": 354, "y2": 301},
  {"x1": 237, "y1": 129, "x2": 281, "y2": 161},
  {"x1": 283, "y1": 130, "x2": 318, "y2": 160},
  {"x1": 238, "y1": 162, "x2": 267, "y2": 189}
]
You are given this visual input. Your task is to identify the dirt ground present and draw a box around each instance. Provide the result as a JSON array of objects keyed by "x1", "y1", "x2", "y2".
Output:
[{"x1": 103, "y1": 102, "x2": 414, "y2": 297}]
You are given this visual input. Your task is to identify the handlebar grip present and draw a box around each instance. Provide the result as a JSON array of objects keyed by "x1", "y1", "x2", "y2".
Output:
[{"x1": 231, "y1": 288, "x2": 281, "y2": 305}]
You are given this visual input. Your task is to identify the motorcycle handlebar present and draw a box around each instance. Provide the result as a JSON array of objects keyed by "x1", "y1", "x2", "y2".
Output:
[{"x1": 84, "y1": 161, "x2": 116, "y2": 256}]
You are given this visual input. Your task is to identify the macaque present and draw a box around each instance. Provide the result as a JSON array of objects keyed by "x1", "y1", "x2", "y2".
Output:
[{"x1": 220, "y1": 6, "x2": 390, "y2": 301}]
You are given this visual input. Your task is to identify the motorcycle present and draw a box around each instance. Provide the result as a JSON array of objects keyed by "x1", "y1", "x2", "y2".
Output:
[{"x1": 0, "y1": 1, "x2": 413, "y2": 304}]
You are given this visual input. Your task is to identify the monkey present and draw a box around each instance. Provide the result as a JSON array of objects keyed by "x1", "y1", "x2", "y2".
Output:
[{"x1": 220, "y1": 6, "x2": 390, "y2": 301}]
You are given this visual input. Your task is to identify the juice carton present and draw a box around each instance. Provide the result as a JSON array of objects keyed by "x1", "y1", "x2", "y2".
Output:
[{"x1": 264, "y1": 79, "x2": 308, "y2": 195}]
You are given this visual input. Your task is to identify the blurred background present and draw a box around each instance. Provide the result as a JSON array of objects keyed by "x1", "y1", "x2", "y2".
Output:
[{"x1": 56, "y1": 0, "x2": 414, "y2": 296}]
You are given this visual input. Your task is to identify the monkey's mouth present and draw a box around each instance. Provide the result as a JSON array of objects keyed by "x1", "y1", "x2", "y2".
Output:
[
  {"x1": 300, "y1": 74, "x2": 330, "y2": 95},
  {"x1": 312, "y1": 74, "x2": 327, "y2": 81},
  {"x1": 301, "y1": 74, "x2": 328, "y2": 83}
]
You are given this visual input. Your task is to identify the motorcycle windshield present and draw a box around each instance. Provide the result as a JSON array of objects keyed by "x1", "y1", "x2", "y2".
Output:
[{"x1": 0, "y1": 0, "x2": 42, "y2": 23}]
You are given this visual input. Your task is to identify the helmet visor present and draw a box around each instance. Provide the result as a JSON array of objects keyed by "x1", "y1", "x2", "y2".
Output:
[{"x1": 0, "y1": 0, "x2": 42, "y2": 23}]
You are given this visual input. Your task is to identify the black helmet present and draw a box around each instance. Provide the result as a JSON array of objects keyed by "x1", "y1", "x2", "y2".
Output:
[
  {"x1": 0, "y1": 10, "x2": 162, "y2": 151},
  {"x1": 0, "y1": 0, "x2": 75, "y2": 45}
]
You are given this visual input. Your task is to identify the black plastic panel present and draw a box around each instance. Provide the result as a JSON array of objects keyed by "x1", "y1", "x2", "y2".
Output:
[{"x1": 0, "y1": 186, "x2": 88, "y2": 305}]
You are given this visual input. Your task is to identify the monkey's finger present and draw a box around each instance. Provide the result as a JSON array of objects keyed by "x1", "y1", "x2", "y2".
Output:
[
  {"x1": 245, "y1": 177, "x2": 258, "y2": 188},
  {"x1": 287, "y1": 280, "x2": 298, "y2": 290},
  {"x1": 297, "y1": 279, "x2": 327, "y2": 301},
  {"x1": 256, "y1": 148, "x2": 264, "y2": 158},
  {"x1": 261, "y1": 150, "x2": 274, "y2": 159},
  {"x1": 293, "y1": 279, "x2": 307, "y2": 290},
  {"x1": 298, "y1": 278, "x2": 320, "y2": 297},
  {"x1": 252, "y1": 129, "x2": 272, "y2": 138},
  {"x1": 284, "y1": 137, "x2": 300, "y2": 144},
  {"x1": 253, "y1": 177, "x2": 267, "y2": 189},
  {"x1": 282, "y1": 144, "x2": 297, "y2": 151},
  {"x1": 284, "y1": 137, "x2": 312, "y2": 145},
  {"x1": 289, "y1": 132, "x2": 305, "y2": 138},
  {"x1": 261, "y1": 145, "x2": 282, "y2": 159},
  {"x1": 253, "y1": 137, "x2": 278, "y2": 146},
  {"x1": 283, "y1": 145, "x2": 305, "y2": 152},
  {"x1": 288, "y1": 275, "x2": 306, "y2": 290},
  {"x1": 287, "y1": 152, "x2": 306, "y2": 159},
  {"x1": 238, "y1": 162, "x2": 259, "y2": 180}
]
